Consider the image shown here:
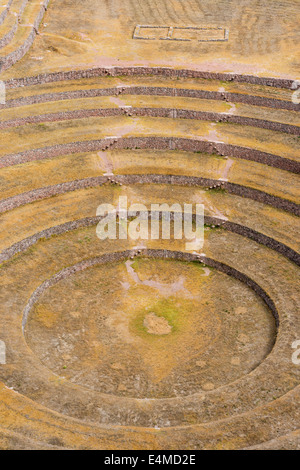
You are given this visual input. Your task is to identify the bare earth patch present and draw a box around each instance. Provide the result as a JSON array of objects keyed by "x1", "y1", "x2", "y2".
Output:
[{"x1": 143, "y1": 312, "x2": 172, "y2": 336}]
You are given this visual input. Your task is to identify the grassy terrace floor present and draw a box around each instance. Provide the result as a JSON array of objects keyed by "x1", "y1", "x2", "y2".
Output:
[
  {"x1": 0, "y1": 150, "x2": 298, "y2": 203},
  {"x1": 0, "y1": 184, "x2": 299, "y2": 253},
  {"x1": 5, "y1": 75, "x2": 299, "y2": 102},
  {"x1": 1, "y1": 0, "x2": 299, "y2": 79},
  {"x1": 0, "y1": 229, "x2": 298, "y2": 424},
  {"x1": 1, "y1": 95, "x2": 299, "y2": 127},
  {"x1": 0, "y1": 116, "x2": 299, "y2": 160}
]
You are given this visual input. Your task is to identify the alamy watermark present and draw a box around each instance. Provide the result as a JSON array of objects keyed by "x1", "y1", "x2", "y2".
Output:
[
  {"x1": 292, "y1": 340, "x2": 300, "y2": 365},
  {"x1": 0, "y1": 81, "x2": 5, "y2": 105},
  {"x1": 96, "y1": 197, "x2": 204, "y2": 251},
  {"x1": 291, "y1": 80, "x2": 300, "y2": 105},
  {"x1": 0, "y1": 341, "x2": 6, "y2": 365}
]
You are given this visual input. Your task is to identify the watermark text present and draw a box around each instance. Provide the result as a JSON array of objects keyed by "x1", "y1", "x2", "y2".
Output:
[{"x1": 96, "y1": 197, "x2": 204, "y2": 251}]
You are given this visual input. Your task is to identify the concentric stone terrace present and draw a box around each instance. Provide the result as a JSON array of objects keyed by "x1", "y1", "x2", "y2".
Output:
[
  {"x1": 0, "y1": 0, "x2": 299, "y2": 451},
  {"x1": 0, "y1": 0, "x2": 49, "y2": 72}
]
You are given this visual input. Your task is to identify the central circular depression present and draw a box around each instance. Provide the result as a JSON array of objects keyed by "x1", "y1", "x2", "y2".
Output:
[{"x1": 25, "y1": 258, "x2": 276, "y2": 398}]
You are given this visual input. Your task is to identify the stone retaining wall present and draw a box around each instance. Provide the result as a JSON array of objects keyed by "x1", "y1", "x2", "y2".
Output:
[
  {"x1": 21, "y1": 249, "x2": 280, "y2": 331},
  {"x1": 0, "y1": 0, "x2": 49, "y2": 72},
  {"x1": 0, "y1": 106, "x2": 298, "y2": 135},
  {"x1": 1, "y1": 136, "x2": 298, "y2": 173},
  {"x1": 1, "y1": 214, "x2": 298, "y2": 267},
  {"x1": 4, "y1": 67, "x2": 296, "y2": 90},
  {"x1": 0, "y1": 0, "x2": 14, "y2": 26},
  {"x1": 0, "y1": 15, "x2": 18, "y2": 50},
  {"x1": 0, "y1": 0, "x2": 29, "y2": 49},
  {"x1": 0, "y1": 174, "x2": 298, "y2": 216},
  {"x1": 1, "y1": 86, "x2": 298, "y2": 111}
]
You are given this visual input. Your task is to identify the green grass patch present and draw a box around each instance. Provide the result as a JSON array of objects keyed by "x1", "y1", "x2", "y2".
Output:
[{"x1": 131, "y1": 298, "x2": 181, "y2": 339}]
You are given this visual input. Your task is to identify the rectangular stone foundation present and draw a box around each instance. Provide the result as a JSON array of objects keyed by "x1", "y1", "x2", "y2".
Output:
[{"x1": 133, "y1": 25, "x2": 229, "y2": 42}]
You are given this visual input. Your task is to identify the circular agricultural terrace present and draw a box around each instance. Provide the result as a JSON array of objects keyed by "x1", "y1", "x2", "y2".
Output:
[{"x1": 0, "y1": 0, "x2": 299, "y2": 450}]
